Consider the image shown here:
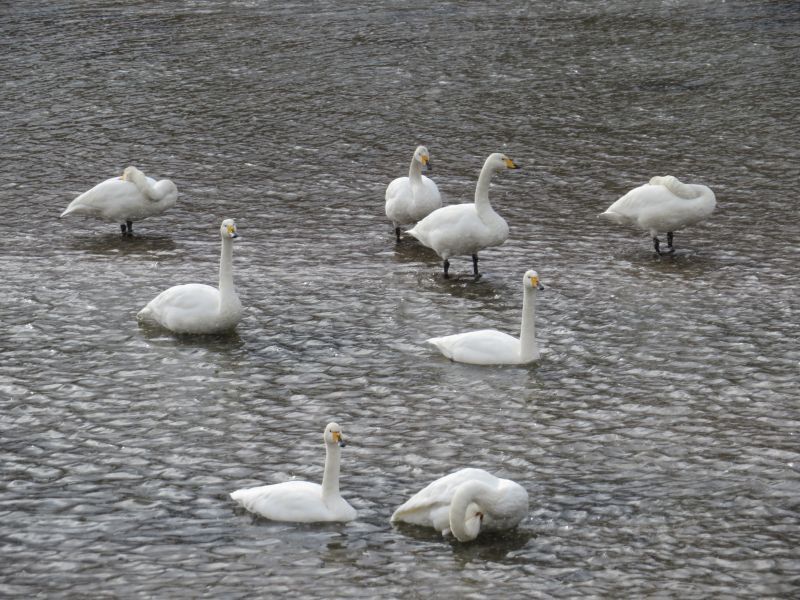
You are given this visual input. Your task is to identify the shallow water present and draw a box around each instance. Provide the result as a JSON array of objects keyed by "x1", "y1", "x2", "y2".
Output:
[{"x1": 1, "y1": 1, "x2": 799, "y2": 598}]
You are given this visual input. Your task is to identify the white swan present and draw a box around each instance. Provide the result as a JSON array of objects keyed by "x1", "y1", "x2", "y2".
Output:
[
  {"x1": 137, "y1": 219, "x2": 242, "y2": 334},
  {"x1": 407, "y1": 152, "x2": 518, "y2": 278},
  {"x1": 600, "y1": 175, "x2": 716, "y2": 254},
  {"x1": 385, "y1": 145, "x2": 442, "y2": 242},
  {"x1": 61, "y1": 166, "x2": 178, "y2": 235},
  {"x1": 427, "y1": 270, "x2": 544, "y2": 365},
  {"x1": 391, "y1": 468, "x2": 528, "y2": 542},
  {"x1": 230, "y1": 423, "x2": 357, "y2": 523}
]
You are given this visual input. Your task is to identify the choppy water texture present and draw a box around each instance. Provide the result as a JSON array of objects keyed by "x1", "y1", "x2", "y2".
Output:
[{"x1": 2, "y1": 1, "x2": 799, "y2": 598}]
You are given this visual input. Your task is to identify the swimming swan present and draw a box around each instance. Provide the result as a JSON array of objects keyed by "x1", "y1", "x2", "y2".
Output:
[
  {"x1": 427, "y1": 270, "x2": 544, "y2": 365},
  {"x1": 137, "y1": 219, "x2": 242, "y2": 334},
  {"x1": 391, "y1": 467, "x2": 528, "y2": 542},
  {"x1": 230, "y1": 423, "x2": 357, "y2": 523},
  {"x1": 61, "y1": 166, "x2": 178, "y2": 235},
  {"x1": 385, "y1": 145, "x2": 442, "y2": 242},
  {"x1": 407, "y1": 152, "x2": 518, "y2": 278},
  {"x1": 600, "y1": 175, "x2": 716, "y2": 254}
]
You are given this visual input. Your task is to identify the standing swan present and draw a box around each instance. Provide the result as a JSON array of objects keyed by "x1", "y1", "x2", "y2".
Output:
[
  {"x1": 427, "y1": 270, "x2": 544, "y2": 365},
  {"x1": 385, "y1": 145, "x2": 442, "y2": 242},
  {"x1": 230, "y1": 423, "x2": 357, "y2": 523},
  {"x1": 391, "y1": 468, "x2": 528, "y2": 542},
  {"x1": 137, "y1": 219, "x2": 242, "y2": 334},
  {"x1": 600, "y1": 175, "x2": 716, "y2": 254},
  {"x1": 407, "y1": 152, "x2": 518, "y2": 278},
  {"x1": 61, "y1": 166, "x2": 178, "y2": 235}
]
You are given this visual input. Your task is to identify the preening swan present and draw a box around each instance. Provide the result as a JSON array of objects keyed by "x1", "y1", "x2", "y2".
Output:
[
  {"x1": 391, "y1": 467, "x2": 528, "y2": 542},
  {"x1": 600, "y1": 175, "x2": 716, "y2": 254},
  {"x1": 137, "y1": 219, "x2": 242, "y2": 334},
  {"x1": 427, "y1": 270, "x2": 544, "y2": 365},
  {"x1": 407, "y1": 152, "x2": 518, "y2": 278},
  {"x1": 385, "y1": 145, "x2": 442, "y2": 242},
  {"x1": 61, "y1": 166, "x2": 178, "y2": 235},
  {"x1": 230, "y1": 423, "x2": 357, "y2": 523}
]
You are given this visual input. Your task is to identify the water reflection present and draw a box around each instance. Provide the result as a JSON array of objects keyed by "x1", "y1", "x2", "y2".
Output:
[{"x1": 63, "y1": 231, "x2": 178, "y2": 257}]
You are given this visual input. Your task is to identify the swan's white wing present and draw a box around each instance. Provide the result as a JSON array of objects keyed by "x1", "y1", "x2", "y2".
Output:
[
  {"x1": 408, "y1": 204, "x2": 488, "y2": 257},
  {"x1": 391, "y1": 468, "x2": 497, "y2": 530},
  {"x1": 138, "y1": 283, "x2": 221, "y2": 333},
  {"x1": 231, "y1": 481, "x2": 336, "y2": 522},
  {"x1": 385, "y1": 176, "x2": 412, "y2": 222},
  {"x1": 427, "y1": 329, "x2": 521, "y2": 365}
]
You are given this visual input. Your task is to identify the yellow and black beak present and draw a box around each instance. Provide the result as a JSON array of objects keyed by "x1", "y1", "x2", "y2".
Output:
[
  {"x1": 333, "y1": 431, "x2": 346, "y2": 448},
  {"x1": 422, "y1": 155, "x2": 432, "y2": 172},
  {"x1": 227, "y1": 224, "x2": 239, "y2": 239},
  {"x1": 530, "y1": 274, "x2": 544, "y2": 290},
  {"x1": 504, "y1": 157, "x2": 520, "y2": 170}
]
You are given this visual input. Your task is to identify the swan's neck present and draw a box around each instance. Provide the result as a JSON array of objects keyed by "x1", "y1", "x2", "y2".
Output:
[
  {"x1": 218, "y1": 237, "x2": 236, "y2": 302},
  {"x1": 449, "y1": 480, "x2": 497, "y2": 542},
  {"x1": 519, "y1": 286, "x2": 539, "y2": 362},
  {"x1": 321, "y1": 443, "x2": 341, "y2": 500},
  {"x1": 408, "y1": 157, "x2": 424, "y2": 186},
  {"x1": 474, "y1": 162, "x2": 497, "y2": 217}
]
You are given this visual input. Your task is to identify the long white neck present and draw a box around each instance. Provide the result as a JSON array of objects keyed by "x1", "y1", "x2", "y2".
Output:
[
  {"x1": 218, "y1": 236, "x2": 236, "y2": 302},
  {"x1": 474, "y1": 160, "x2": 497, "y2": 218},
  {"x1": 127, "y1": 168, "x2": 176, "y2": 204},
  {"x1": 321, "y1": 442, "x2": 341, "y2": 500},
  {"x1": 449, "y1": 480, "x2": 498, "y2": 542},
  {"x1": 519, "y1": 285, "x2": 539, "y2": 362},
  {"x1": 408, "y1": 156, "x2": 424, "y2": 186}
]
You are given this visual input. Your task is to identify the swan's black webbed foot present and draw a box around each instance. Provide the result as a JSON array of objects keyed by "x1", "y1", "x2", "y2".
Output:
[{"x1": 666, "y1": 231, "x2": 675, "y2": 253}]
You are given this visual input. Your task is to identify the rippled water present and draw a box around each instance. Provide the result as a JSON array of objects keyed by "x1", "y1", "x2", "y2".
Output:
[{"x1": 2, "y1": 1, "x2": 799, "y2": 597}]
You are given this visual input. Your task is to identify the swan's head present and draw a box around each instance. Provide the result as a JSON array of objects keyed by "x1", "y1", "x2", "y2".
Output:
[
  {"x1": 487, "y1": 152, "x2": 519, "y2": 172},
  {"x1": 121, "y1": 166, "x2": 143, "y2": 181},
  {"x1": 460, "y1": 502, "x2": 484, "y2": 542},
  {"x1": 523, "y1": 269, "x2": 544, "y2": 291},
  {"x1": 220, "y1": 218, "x2": 239, "y2": 240},
  {"x1": 324, "y1": 422, "x2": 347, "y2": 448},
  {"x1": 414, "y1": 145, "x2": 432, "y2": 171}
]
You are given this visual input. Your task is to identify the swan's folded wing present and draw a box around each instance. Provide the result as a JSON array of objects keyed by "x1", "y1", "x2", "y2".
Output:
[
  {"x1": 231, "y1": 481, "x2": 331, "y2": 522},
  {"x1": 427, "y1": 329, "x2": 521, "y2": 365}
]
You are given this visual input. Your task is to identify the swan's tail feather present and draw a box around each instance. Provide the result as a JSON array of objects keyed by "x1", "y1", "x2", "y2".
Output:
[{"x1": 599, "y1": 211, "x2": 627, "y2": 225}]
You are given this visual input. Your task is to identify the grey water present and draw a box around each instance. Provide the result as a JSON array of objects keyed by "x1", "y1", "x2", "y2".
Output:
[{"x1": 1, "y1": 1, "x2": 799, "y2": 597}]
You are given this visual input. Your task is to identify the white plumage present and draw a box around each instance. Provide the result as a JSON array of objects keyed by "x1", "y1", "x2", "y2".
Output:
[
  {"x1": 600, "y1": 175, "x2": 716, "y2": 254},
  {"x1": 137, "y1": 219, "x2": 242, "y2": 334},
  {"x1": 427, "y1": 270, "x2": 544, "y2": 365},
  {"x1": 61, "y1": 166, "x2": 177, "y2": 235},
  {"x1": 230, "y1": 423, "x2": 357, "y2": 523},
  {"x1": 391, "y1": 468, "x2": 528, "y2": 542},
  {"x1": 385, "y1": 145, "x2": 442, "y2": 241},
  {"x1": 407, "y1": 152, "x2": 518, "y2": 278}
]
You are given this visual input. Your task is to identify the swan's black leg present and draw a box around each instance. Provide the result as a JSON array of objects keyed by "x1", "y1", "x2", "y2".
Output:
[
  {"x1": 667, "y1": 231, "x2": 675, "y2": 252},
  {"x1": 443, "y1": 259, "x2": 450, "y2": 278},
  {"x1": 126, "y1": 221, "x2": 133, "y2": 235},
  {"x1": 395, "y1": 226, "x2": 402, "y2": 243},
  {"x1": 472, "y1": 254, "x2": 480, "y2": 278},
  {"x1": 653, "y1": 236, "x2": 662, "y2": 255},
  {"x1": 120, "y1": 223, "x2": 127, "y2": 234}
]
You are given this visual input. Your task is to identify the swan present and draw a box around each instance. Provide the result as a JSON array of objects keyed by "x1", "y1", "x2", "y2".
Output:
[
  {"x1": 61, "y1": 166, "x2": 178, "y2": 235},
  {"x1": 600, "y1": 175, "x2": 716, "y2": 254},
  {"x1": 385, "y1": 145, "x2": 442, "y2": 242},
  {"x1": 427, "y1": 270, "x2": 544, "y2": 365},
  {"x1": 230, "y1": 423, "x2": 357, "y2": 523},
  {"x1": 137, "y1": 218, "x2": 242, "y2": 334},
  {"x1": 391, "y1": 467, "x2": 528, "y2": 542},
  {"x1": 407, "y1": 152, "x2": 518, "y2": 278}
]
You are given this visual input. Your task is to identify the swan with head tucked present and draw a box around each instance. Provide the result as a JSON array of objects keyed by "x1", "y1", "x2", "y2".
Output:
[
  {"x1": 61, "y1": 166, "x2": 178, "y2": 235},
  {"x1": 230, "y1": 423, "x2": 357, "y2": 523},
  {"x1": 137, "y1": 219, "x2": 242, "y2": 334},
  {"x1": 427, "y1": 270, "x2": 544, "y2": 365},
  {"x1": 385, "y1": 145, "x2": 442, "y2": 242},
  {"x1": 600, "y1": 175, "x2": 716, "y2": 254},
  {"x1": 391, "y1": 467, "x2": 528, "y2": 542},
  {"x1": 407, "y1": 152, "x2": 518, "y2": 278}
]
